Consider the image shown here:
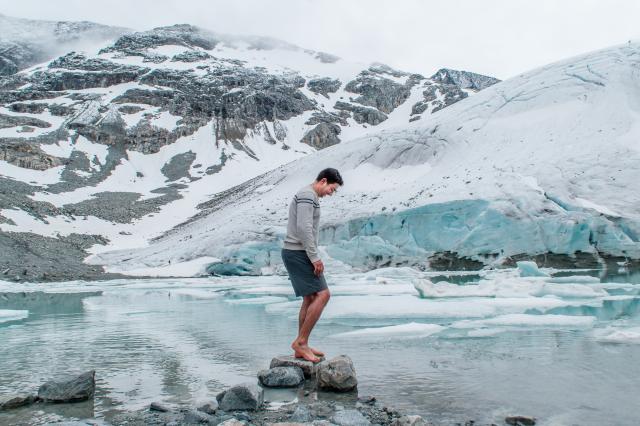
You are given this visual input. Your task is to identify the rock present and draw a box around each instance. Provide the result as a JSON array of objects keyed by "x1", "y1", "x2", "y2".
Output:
[
  {"x1": 196, "y1": 399, "x2": 218, "y2": 415},
  {"x1": 37, "y1": 370, "x2": 96, "y2": 403},
  {"x1": 333, "y1": 101, "x2": 387, "y2": 126},
  {"x1": 300, "y1": 123, "x2": 341, "y2": 150},
  {"x1": 317, "y1": 356, "x2": 358, "y2": 392},
  {"x1": 216, "y1": 382, "x2": 264, "y2": 411},
  {"x1": 391, "y1": 415, "x2": 427, "y2": 426},
  {"x1": 289, "y1": 404, "x2": 312, "y2": 422},
  {"x1": 149, "y1": 401, "x2": 170, "y2": 412},
  {"x1": 258, "y1": 366, "x2": 305, "y2": 388},
  {"x1": 357, "y1": 396, "x2": 376, "y2": 405},
  {"x1": 308, "y1": 77, "x2": 341, "y2": 98},
  {"x1": 182, "y1": 408, "x2": 214, "y2": 423},
  {"x1": 218, "y1": 419, "x2": 247, "y2": 426},
  {"x1": 431, "y1": 68, "x2": 500, "y2": 91},
  {"x1": 0, "y1": 393, "x2": 37, "y2": 410},
  {"x1": 270, "y1": 355, "x2": 323, "y2": 378},
  {"x1": 505, "y1": 415, "x2": 536, "y2": 426},
  {"x1": 331, "y1": 409, "x2": 371, "y2": 426}
]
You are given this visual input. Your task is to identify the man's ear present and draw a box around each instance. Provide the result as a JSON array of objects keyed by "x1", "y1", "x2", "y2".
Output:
[{"x1": 320, "y1": 178, "x2": 328, "y2": 185}]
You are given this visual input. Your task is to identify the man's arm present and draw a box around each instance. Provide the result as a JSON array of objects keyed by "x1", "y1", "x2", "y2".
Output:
[{"x1": 295, "y1": 197, "x2": 320, "y2": 264}]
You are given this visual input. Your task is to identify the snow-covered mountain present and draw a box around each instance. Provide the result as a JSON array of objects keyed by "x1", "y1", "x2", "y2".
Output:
[
  {"x1": 0, "y1": 21, "x2": 498, "y2": 282},
  {"x1": 0, "y1": 13, "x2": 130, "y2": 75},
  {"x1": 91, "y1": 42, "x2": 640, "y2": 277}
]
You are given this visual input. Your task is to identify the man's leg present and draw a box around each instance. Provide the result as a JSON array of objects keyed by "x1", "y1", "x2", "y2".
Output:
[
  {"x1": 292, "y1": 289, "x2": 330, "y2": 362},
  {"x1": 298, "y1": 293, "x2": 324, "y2": 357}
]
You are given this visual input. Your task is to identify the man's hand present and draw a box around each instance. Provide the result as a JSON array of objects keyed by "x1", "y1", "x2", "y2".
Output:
[{"x1": 312, "y1": 259, "x2": 324, "y2": 277}]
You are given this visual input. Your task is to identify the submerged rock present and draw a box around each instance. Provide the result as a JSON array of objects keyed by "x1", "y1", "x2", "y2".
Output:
[
  {"x1": 270, "y1": 355, "x2": 323, "y2": 378},
  {"x1": 0, "y1": 393, "x2": 37, "y2": 410},
  {"x1": 217, "y1": 382, "x2": 264, "y2": 411},
  {"x1": 258, "y1": 366, "x2": 305, "y2": 388},
  {"x1": 150, "y1": 401, "x2": 171, "y2": 412},
  {"x1": 196, "y1": 399, "x2": 218, "y2": 415},
  {"x1": 505, "y1": 415, "x2": 536, "y2": 426},
  {"x1": 317, "y1": 356, "x2": 358, "y2": 392},
  {"x1": 37, "y1": 370, "x2": 96, "y2": 403}
]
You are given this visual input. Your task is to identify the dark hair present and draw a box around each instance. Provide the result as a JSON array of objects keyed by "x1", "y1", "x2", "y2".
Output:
[{"x1": 316, "y1": 168, "x2": 344, "y2": 185}]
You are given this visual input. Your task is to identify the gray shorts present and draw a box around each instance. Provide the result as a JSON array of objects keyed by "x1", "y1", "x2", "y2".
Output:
[{"x1": 281, "y1": 249, "x2": 328, "y2": 297}]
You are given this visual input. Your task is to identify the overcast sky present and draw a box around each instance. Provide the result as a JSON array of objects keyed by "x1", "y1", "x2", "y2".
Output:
[{"x1": 2, "y1": 0, "x2": 639, "y2": 79}]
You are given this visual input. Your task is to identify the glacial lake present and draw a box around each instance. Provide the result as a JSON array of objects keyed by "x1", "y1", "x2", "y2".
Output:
[{"x1": 1, "y1": 266, "x2": 639, "y2": 425}]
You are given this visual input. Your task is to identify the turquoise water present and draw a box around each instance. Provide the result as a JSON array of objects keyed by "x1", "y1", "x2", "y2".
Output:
[{"x1": 1, "y1": 268, "x2": 639, "y2": 425}]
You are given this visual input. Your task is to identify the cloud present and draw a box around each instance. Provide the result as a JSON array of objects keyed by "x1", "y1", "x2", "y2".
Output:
[{"x1": 2, "y1": 0, "x2": 639, "y2": 79}]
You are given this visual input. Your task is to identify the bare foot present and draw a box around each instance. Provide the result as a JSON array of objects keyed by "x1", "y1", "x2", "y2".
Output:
[
  {"x1": 291, "y1": 341, "x2": 320, "y2": 363},
  {"x1": 310, "y1": 347, "x2": 324, "y2": 357}
]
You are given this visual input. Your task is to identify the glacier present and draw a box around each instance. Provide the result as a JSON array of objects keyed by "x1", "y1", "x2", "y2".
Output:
[{"x1": 92, "y1": 41, "x2": 640, "y2": 276}]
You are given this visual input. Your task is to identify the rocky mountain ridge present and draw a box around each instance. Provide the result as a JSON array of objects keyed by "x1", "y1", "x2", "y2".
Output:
[{"x1": 0, "y1": 20, "x2": 499, "y2": 282}]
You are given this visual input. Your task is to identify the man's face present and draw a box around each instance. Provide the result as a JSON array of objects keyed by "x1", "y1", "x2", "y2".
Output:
[{"x1": 318, "y1": 179, "x2": 340, "y2": 197}]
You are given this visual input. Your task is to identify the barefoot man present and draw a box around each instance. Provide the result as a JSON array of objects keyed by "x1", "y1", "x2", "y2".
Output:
[{"x1": 281, "y1": 168, "x2": 343, "y2": 363}]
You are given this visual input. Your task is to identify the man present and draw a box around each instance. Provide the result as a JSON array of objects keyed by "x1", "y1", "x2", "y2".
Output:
[{"x1": 281, "y1": 168, "x2": 343, "y2": 363}]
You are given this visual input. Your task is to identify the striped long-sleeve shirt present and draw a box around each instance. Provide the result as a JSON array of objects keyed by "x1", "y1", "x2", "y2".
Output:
[{"x1": 283, "y1": 185, "x2": 321, "y2": 262}]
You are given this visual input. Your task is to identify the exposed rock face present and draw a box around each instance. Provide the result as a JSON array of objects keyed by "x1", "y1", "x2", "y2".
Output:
[
  {"x1": 344, "y1": 66, "x2": 422, "y2": 114},
  {"x1": 0, "y1": 113, "x2": 51, "y2": 129},
  {"x1": 334, "y1": 101, "x2": 387, "y2": 125},
  {"x1": 37, "y1": 370, "x2": 96, "y2": 403},
  {"x1": 308, "y1": 77, "x2": 341, "y2": 97},
  {"x1": 317, "y1": 355, "x2": 358, "y2": 392},
  {"x1": 216, "y1": 383, "x2": 264, "y2": 411},
  {"x1": 301, "y1": 123, "x2": 341, "y2": 149},
  {"x1": 258, "y1": 366, "x2": 305, "y2": 388},
  {"x1": 0, "y1": 141, "x2": 64, "y2": 169},
  {"x1": 431, "y1": 68, "x2": 500, "y2": 91}
]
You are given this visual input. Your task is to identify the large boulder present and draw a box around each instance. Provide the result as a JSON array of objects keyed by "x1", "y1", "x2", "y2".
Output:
[
  {"x1": 317, "y1": 356, "x2": 357, "y2": 392},
  {"x1": 270, "y1": 355, "x2": 323, "y2": 378},
  {"x1": 37, "y1": 370, "x2": 96, "y2": 403},
  {"x1": 258, "y1": 366, "x2": 305, "y2": 388},
  {"x1": 216, "y1": 383, "x2": 263, "y2": 411}
]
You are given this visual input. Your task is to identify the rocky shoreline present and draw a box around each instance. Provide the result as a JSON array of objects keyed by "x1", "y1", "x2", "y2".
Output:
[{"x1": 0, "y1": 356, "x2": 536, "y2": 426}]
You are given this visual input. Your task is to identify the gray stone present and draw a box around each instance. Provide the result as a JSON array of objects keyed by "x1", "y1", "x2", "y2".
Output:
[
  {"x1": 390, "y1": 415, "x2": 427, "y2": 426},
  {"x1": 0, "y1": 393, "x2": 37, "y2": 410},
  {"x1": 289, "y1": 404, "x2": 312, "y2": 422},
  {"x1": 258, "y1": 366, "x2": 305, "y2": 388},
  {"x1": 218, "y1": 419, "x2": 247, "y2": 426},
  {"x1": 270, "y1": 355, "x2": 323, "y2": 378},
  {"x1": 308, "y1": 78, "x2": 341, "y2": 98},
  {"x1": 150, "y1": 401, "x2": 171, "y2": 412},
  {"x1": 317, "y1": 356, "x2": 357, "y2": 392},
  {"x1": 196, "y1": 399, "x2": 218, "y2": 415},
  {"x1": 300, "y1": 123, "x2": 341, "y2": 150},
  {"x1": 216, "y1": 382, "x2": 263, "y2": 411},
  {"x1": 431, "y1": 68, "x2": 500, "y2": 91},
  {"x1": 331, "y1": 409, "x2": 371, "y2": 426},
  {"x1": 183, "y1": 408, "x2": 214, "y2": 423},
  {"x1": 505, "y1": 415, "x2": 536, "y2": 426},
  {"x1": 333, "y1": 102, "x2": 387, "y2": 126},
  {"x1": 37, "y1": 370, "x2": 96, "y2": 403}
]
